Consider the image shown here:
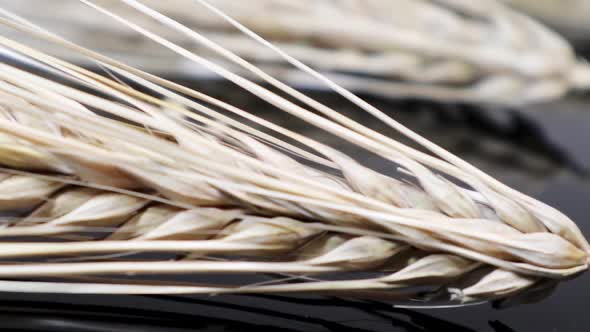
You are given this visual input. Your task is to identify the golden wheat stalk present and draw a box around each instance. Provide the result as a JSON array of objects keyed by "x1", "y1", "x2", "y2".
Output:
[
  {"x1": 1, "y1": 0, "x2": 588, "y2": 104},
  {"x1": 0, "y1": 0, "x2": 586, "y2": 305}
]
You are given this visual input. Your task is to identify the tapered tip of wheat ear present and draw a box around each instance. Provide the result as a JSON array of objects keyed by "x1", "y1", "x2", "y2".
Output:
[{"x1": 0, "y1": 0, "x2": 587, "y2": 307}]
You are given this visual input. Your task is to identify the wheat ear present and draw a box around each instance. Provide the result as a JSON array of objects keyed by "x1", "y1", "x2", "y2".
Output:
[
  {"x1": 0, "y1": 172, "x2": 549, "y2": 304},
  {"x1": 1, "y1": 0, "x2": 588, "y2": 104},
  {"x1": 0, "y1": 0, "x2": 586, "y2": 305}
]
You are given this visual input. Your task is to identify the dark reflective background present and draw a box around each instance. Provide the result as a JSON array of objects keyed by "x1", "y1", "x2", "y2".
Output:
[{"x1": 0, "y1": 84, "x2": 588, "y2": 331}]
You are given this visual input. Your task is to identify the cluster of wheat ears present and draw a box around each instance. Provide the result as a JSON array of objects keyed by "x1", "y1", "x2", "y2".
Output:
[{"x1": 0, "y1": 0, "x2": 587, "y2": 306}]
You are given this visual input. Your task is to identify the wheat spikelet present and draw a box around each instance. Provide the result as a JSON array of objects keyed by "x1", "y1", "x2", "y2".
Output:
[
  {"x1": 0, "y1": 0, "x2": 586, "y2": 306},
  {"x1": 1, "y1": 0, "x2": 588, "y2": 104}
]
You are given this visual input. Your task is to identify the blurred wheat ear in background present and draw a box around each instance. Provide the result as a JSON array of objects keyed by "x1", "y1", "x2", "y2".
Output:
[
  {"x1": 2, "y1": 0, "x2": 590, "y2": 104},
  {"x1": 0, "y1": 0, "x2": 587, "y2": 308},
  {"x1": 503, "y1": 0, "x2": 590, "y2": 44}
]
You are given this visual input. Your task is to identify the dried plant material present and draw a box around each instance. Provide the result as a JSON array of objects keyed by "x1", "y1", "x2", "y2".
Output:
[
  {"x1": 327, "y1": 151, "x2": 438, "y2": 210},
  {"x1": 294, "y1": 234, "x2": 350, "y2": 260},
  {"x1": 0, "y1": 133, "x2": 70, "y2": 172},
  {"x1": 450, "y1": 269, "x2": 538, "y2": 303},
  {"x1": 27, "y1": 187, "x2": 108, "y2": 224},
  {"x1": 1, "y1": 0, "x2": 588, "y2": 104},
  {"x1": 0, "y1": 175, "x2": 64, "y2": 210},
  {"x1": 218, "y1": 217, "x2": 320, "y2": 249},
  {"x1": 46, "y1": 193, "x2": 147, "y2": 227},
  {"x1": 111, "y1": 206, "x2": 242, "y2": 241},
  {"x1": 0, "y1": 0, "x2": 585, "y2": 307},
  {"x1": 305, "y1": 236, "x2": 406, "y2": 270},
  {"x1": 503, "y1": 0, "x2": 590, "y2": 43},
  {"x1": 380, "y1": 254, "x2": 480, "y2": 283}
]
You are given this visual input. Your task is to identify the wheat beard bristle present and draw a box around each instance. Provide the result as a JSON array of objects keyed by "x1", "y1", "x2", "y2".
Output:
[{"x1": 0, "y1": 0, "x2": 585, "y2": 306}]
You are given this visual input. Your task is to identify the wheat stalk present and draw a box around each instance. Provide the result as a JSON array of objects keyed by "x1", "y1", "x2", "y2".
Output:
[
  {"x1": 1, "y1": 0, "x2": 588, "y2": 104},
  {"x1": 0, "y1": 0, "x2": 586, "y2": 305}
]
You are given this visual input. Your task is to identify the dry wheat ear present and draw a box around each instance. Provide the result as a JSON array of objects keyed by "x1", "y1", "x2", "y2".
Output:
[
  {"x1": 2, "y1": 0, "x2": 590, "y2": 104},
  {"x1": 0, "y1": 0, "x2": 586, "y2": 306}
]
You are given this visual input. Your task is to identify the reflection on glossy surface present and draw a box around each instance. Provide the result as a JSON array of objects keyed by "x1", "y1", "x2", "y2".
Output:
[{"x1": 0, "y1": 295, "x2": 507, "y2": 332}]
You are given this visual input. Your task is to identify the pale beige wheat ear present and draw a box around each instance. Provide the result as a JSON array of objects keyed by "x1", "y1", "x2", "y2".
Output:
[
  {"x1": 0, "y1": 172, "x2": 556, "y2": 304},
  {"x1": 0, "y1": 0, "x2": 586, "y2": 305},
  {"x1": 1, "y1": 0, "x2": 589, "y2": 104}
]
